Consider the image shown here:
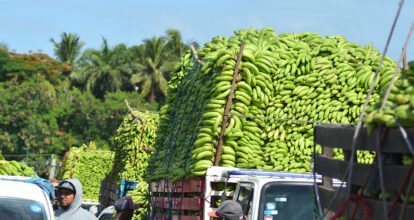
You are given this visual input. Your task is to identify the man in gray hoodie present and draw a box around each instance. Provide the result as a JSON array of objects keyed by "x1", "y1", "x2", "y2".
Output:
[{"x1": 55, "y1": 178, "x2": 98, "y2": 220}]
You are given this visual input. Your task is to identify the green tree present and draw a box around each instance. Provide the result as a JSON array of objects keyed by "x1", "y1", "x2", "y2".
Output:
[
  {"x1": 72, "y1": 38, "x2": 133, "y2": 99},
  {"x1": 50, "y1": 32, "x2": 84, "y2": 66},
  {"x1": 130, "y1": 36, "x2": 172, "y2": 102},
  {"x1": 0, "y1": 75, "x2": 70, "y2": 155}
]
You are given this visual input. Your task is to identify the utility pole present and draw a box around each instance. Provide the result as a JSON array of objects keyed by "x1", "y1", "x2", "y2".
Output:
[
  {"x1": 49, "y1": 154, "x2": 56, "y2": 179},
  {"x1": 25, "y1": 146, "x2": 29, "y2": 165}
]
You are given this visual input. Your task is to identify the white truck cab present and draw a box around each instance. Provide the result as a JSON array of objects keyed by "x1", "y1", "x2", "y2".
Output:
[
  {"x1": 0, "y1": 175, "x2": 55, "y2": 220},
  {"x1": 203, "y1": 167, "x2": 331, "y2": 220}
]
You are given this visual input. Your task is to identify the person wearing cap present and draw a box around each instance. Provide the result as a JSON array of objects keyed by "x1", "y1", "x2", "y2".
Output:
[
  {"x1": 208, "y1": 200, "x2": 246, "y2": 220},
  {"x1": 54, "y1": 178, "x2": 98, "y2": 220},
  {"x1": 114, "y1": 196, "x2": 140, "y2": 220}
]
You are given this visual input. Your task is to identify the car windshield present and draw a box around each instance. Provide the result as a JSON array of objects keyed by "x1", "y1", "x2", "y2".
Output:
[
  {"x1": 258, "y1": 183, "x2": 316, "y2": 220},
  {"x1": 0, "y1": 197, "x2": 47, "y2": 220}
]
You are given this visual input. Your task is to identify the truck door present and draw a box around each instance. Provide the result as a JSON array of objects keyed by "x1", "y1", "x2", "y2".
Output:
[{"x1": 234, "y1": 182, "x2": 254, "y2": 219}]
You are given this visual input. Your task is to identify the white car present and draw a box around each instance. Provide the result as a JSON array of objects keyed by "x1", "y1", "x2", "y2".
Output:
[{"x1": 0, "y1": 177, "x2": 54, "y2": 220}]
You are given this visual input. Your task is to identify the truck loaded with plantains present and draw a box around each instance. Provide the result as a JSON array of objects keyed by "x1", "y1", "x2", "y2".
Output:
[{"x1": 145, "y1": 27, "x2": 404, "y2": 220}]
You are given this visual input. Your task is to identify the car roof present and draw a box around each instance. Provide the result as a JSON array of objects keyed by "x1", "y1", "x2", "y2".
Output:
[{"x1": 0, "y1": 180, "x2": 50, "y2": 204}]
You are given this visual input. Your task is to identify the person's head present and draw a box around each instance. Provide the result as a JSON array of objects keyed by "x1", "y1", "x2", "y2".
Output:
[
  {"x1": 56, "y1": 181, "x2": 76, "y2": 209},
  {"x1": 208, "y1": 200, "x2": 244, "y2": 220},
  {"x1": 114, "y1": 196, "x2": 140, "y2": 220}
]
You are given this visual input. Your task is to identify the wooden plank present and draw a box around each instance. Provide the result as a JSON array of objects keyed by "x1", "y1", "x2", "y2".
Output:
[
  {"x1": 174, "y1": 177, "x2": 204, "y2": 193},
  {"x1": 316, "y1": 155, "x2": 410, "y2": 192},
  {"x1": 153, "y1": 213, "x2": 201, "y2": 220},
  {"x1": 151, "y1": 197, "x2": 203, "y2": 210},
  {"x1": 151, "y1": 178, "x2": 204, "y2": 193},
  {"x1": 318, "y1": 186, "x2": 414, "y2": 220},
  {"x1": 322, "y1": 146, "x2": 333, "y2": 189},
  {"x1": 151, "y1": 179, "x2": 172, "y2": 193},
  {"x1": 314, "y1": 125, "x2": 414, "y2": 153}
]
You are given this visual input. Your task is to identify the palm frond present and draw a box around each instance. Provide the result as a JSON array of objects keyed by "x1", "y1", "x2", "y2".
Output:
[{"x1": 140, "y1": 76, "x2": 152, "y2": 97}]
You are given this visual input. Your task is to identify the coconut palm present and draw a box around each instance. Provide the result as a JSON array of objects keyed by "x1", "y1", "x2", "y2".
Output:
[
  {"x1": 72, "y1": 38, "x2": 132, "y2": 98},
  {"x1": 50, "y1": 32, "x2": 84, "y2": 66},
  {"x1": 130, "y1": 36, "x2": 172, "y2": 102}
]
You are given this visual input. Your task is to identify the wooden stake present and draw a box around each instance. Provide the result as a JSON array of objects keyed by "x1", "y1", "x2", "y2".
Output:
[
  {"x1": 403, "y1": 49, "x2": 407, "y2": 70},
  {"x1": 214, "y1": 41, "x2": 245, "y2": 166},
  {"x1": 190, "y1": 45, "x2": 204, "y2": 65},
  {"x1": 125, "y1": 99, "x2": 147, "y2": 167}
]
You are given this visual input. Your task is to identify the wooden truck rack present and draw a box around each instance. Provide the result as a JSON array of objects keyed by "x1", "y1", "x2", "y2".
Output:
[
  {"x1": 150, "y1": 177, "x2": 204, "y2": 220},
  {"x1": 314, "y1": 124, "x2": 414, "y2": 220}
]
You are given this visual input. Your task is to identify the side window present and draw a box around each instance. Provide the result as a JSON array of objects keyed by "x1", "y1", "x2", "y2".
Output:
[{"x1": 235, "y1": 183, "x2": 254, "y2": 217}]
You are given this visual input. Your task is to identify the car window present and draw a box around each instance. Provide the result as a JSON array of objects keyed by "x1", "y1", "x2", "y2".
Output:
[
  {"x1": 235, "y1": 182, "x2": 254, "y2": 217},
  {"x1": 0, "y1": 197, "x2": 47, "y2": 220}
]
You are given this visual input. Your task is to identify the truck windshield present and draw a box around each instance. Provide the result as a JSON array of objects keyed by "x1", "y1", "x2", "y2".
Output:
[
  {"x1": 0, "y1": 197, "x2": 47, "y2": 220},
  {"x1": 258, "y1": 183, "x2": 316, "y2": 220}
]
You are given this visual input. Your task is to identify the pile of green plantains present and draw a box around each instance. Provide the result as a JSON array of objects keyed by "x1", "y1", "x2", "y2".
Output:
[
  {"x1": 128, "y1": 181, "x2": 149, "y2": 220},
  {"x1": 366, "y1": 61, "x2": 414, "y2": 129},
  {"x1": 58, "y1": 141, "x2": 114, "y2": 200},
  {"x1": 149, "y1": 27, "x2": 399, "y2": 181},
  {"x1": 0, "y1": 153, "x2": 36, "y2": 177},
  {"x1": 0, "y1": 151, "x2": 36, "y2": 176},
  {"x1": 106, "y1": 110, "x2": 158, "y2": 183}
]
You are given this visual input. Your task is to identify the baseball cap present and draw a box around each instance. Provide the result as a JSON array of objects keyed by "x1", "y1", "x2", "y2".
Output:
[
  {"x1": 208, "y1": 200, "x2": 243, "y2": 220},
  {"x1": 114, "y1": 196, "x2": 140, "y2": 212},
  {"x1": 56, "y1": 181, "x2": 76, "y2": 194}
]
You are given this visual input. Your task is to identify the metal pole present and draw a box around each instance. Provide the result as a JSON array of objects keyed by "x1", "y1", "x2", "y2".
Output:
[{"x1": 49, "y1": 154, "x2": 56, "y2": 179}]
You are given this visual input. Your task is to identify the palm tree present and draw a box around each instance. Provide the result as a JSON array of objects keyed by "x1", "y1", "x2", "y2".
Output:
[
  {"x1": 129, "y1": 36, "x2": 172, "y2": 102},
  {"x1": 50, "y1": 32, "x2": 84, "y2": 66},
  {"x1": 72, "y1": 38, "x2": 132, "y2": 98},
  {"x1": 165, "y1": 29, "x2": 199, "y2": 58},
  {"x1": 166, "y1": 29, "x2": 185, "y2": 58}
]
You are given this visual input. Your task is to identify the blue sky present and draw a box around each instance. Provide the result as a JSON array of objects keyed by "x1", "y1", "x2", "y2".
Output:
[{"x1": 1, "y1": 0, "x2": 413, "y2": 62}]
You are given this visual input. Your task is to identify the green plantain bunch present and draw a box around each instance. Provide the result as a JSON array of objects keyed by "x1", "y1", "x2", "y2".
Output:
[
  {"x1": 107, "y1": 110, "x2": 159, "y2": 183},
  {"x1": 366, "y1": 61, "x2": 414, "y2": 130},
  {"x1": 0, "y1": 159, "x2": 36, "y2": 177},
  {"x1": 127, "y1": 181, "x2": 149, "y2": 220}
]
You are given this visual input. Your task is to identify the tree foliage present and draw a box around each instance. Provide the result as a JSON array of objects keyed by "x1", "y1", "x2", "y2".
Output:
[
  {"x1": 0, "y1": 76, "x2": 68, "y2": 155},
  {"x1": 0, "y1": 29, "x2": 197, "y2": 157},
  {"x1": 0, "y1": 48, "x2": 70, "y2": 83},
  {"x1": 71, "y1": 38, "x2": 133, "y2": 99},
  {"x1": 0, "y1": 49, "x2": 157, "y2": 156}
]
